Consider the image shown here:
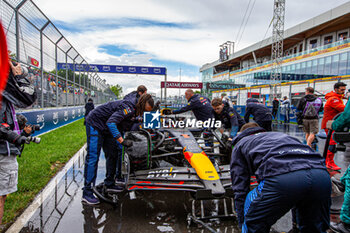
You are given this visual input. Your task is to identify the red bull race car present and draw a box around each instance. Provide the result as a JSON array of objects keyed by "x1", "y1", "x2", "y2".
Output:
[{"x1": 93, "y1": 115, "x2": 257, "y2": 229}]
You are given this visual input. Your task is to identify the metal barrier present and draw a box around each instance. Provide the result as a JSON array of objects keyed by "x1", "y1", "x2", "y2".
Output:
[{"x1": 0, "y1": 0, "x2": 116, "y2": 109}]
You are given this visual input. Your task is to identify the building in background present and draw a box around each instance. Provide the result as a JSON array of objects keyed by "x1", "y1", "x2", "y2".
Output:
[{"x1": 200, "y1": 2, "x2": 350, "y2": 106}]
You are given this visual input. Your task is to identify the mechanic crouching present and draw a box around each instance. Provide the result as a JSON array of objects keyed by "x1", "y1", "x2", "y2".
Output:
[
  {"x1": 211, "y1": 97, "x2": 245, "y2": 141},
  {"x1": 83, "y1": 94, "x2": 154, "y2": 205},
  {"x1": 230, "y1": 122, "x2": 331, "y2": 233}
]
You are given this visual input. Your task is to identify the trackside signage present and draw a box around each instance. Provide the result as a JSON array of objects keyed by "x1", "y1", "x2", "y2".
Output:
[
  {"x1": 57, "y1": 63, "x2": 166, "y2": 75},
  {"x1": 160, "y1": 81, "x2": 203, "y2": 89},
  {"x1": 206, "y1": 82, "x2": 245, "y2": 90},
  {"x1": 18, "y1": 106, "x2": 85, "y2": 135}
]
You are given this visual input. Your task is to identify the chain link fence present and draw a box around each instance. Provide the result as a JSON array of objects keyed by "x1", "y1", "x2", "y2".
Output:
[{"x1": 0, "y1": 0, "x2": 116, "y2": 109}]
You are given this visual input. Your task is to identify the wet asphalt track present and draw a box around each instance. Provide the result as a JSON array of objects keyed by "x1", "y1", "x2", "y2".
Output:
[{"x1": 14, "y1": 123, "x2": 350, "y2": 233}]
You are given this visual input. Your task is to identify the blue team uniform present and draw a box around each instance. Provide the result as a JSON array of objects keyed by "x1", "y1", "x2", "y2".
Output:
[
  {"x1": 172, "y1": 94, "x2": 214, "y2": 121},
  {"x1": 230, "y1": 127, "x2": 331, "y2": 232},
  {"x1": 123, "y1": 91, "x2": 140, "y2": 106},
  {"x1": 214, "y1": 104, "x2": 245, "y2": 138},
  {"x1": 244, "y1": 99, "x2": 272, "y2": 131},
  {"x1": 84, "y1": 100, "x2": 135, "y2": 195}
]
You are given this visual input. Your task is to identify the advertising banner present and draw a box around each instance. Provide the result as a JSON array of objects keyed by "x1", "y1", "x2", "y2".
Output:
[
  {"x1": 206, "y1": 82, "x2": 245, "y2": 90},
  {"x1": 19, "y1": 106, "x2": 85, "y2": 136},
  {"x1": 160, "y1": 81, "x2": 203, "y2": 89},
  {"x1": 57, "y1": 63, "x2": 166, "y2": 75}
]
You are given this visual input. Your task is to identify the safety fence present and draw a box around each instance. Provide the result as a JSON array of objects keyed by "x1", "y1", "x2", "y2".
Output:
[{"x1": 0, "y1": 0, "x2": 116, "y2": 109}]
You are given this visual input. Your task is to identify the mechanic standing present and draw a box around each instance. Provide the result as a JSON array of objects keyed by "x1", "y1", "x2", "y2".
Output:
[
  {"x1": 83, "y1": 94, "x2": 154, "y2": 205},
  {"x1": 244, "y1": 98, "x2": 272, "y2": 131},
  {"x1": 321, "y1": 82, "x2": 346, "y2": 171},
  {"x1": 230, "y1": 122, "x2": 331, "y2": 233},
  {"x1": 211, "y1": 98, "x2": 245, "y2": 139}
]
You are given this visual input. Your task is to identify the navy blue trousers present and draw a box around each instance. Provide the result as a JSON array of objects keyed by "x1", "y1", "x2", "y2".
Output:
[
  {"x1": 242, "y1": 169, "x2": 331, "y2": 233},
  {"x1": 83, "y1": 124, "x2": 122, "y2": 195},
  {"x1": 284, "y1": 109, "x2": 290, "y2": 123}
]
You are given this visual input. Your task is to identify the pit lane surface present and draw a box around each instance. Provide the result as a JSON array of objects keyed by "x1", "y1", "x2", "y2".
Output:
[{"x1": 11, "y1": 123, "x2": 350, "y2": 233}]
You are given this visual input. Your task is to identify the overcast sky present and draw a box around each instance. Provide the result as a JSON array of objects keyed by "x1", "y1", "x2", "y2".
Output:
[{"x1": 33, "y1": 0, "x2": 350, "y2": 96}]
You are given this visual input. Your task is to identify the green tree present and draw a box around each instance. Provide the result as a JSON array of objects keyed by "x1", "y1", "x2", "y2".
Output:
[
  {"x1": 194, "y1": 90, "x2": 201, "y2": 94},
  {"x1": 110, "y1": 84, "x2": 123, "y2": 99}
]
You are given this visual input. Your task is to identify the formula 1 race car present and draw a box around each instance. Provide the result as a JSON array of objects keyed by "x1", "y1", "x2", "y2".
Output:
[
  {"x1": 122, "y1": 127, "x2": 233, "y2": 198},
  {"x1": 93, "y1": 121, "x2": 243, "y2": 228}
]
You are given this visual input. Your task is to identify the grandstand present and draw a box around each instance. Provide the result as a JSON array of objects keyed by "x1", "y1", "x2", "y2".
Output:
[{"x1": 200, "y1": 2, "x2": 350, "y2": 105}]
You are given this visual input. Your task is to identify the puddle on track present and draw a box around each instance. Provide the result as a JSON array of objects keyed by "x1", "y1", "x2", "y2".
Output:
[{"x1": 16, "y1": 123, "x2": 350, "y2": 233}]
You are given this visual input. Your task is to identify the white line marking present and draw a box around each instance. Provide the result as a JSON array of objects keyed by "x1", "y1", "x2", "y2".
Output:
[{"x1": 6, "y1": 144, "x2": 87, "y2": 233}]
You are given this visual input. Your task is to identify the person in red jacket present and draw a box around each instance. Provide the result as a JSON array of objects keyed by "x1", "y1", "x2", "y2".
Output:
[{"x1": 321, "y1": 82, "x2": 347, "y2": 170}]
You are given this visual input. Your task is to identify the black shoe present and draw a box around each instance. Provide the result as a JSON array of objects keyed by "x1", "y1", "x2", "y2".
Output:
[
  {"x1": 82, "y1": 192, "x2": 100, "y2": 205},
  {"x1": 105, "y1": 184, "x2": 123, "y2": 193},
  {"x1": 330, "y1": 221, "x2": 350, "y2": 233},
  {"x1": 332, "y1": 177, "x2": 345, "y2": 194}
]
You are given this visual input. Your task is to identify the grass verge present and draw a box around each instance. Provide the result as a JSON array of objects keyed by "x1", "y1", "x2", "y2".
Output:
[{"x1": 3, "y1": 118, "x2": 86, "y2": 226}]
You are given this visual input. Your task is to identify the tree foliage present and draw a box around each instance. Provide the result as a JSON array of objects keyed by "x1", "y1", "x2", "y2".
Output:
[{"x1": 110, "y1": 84, "x2": 123, "y2": 99}]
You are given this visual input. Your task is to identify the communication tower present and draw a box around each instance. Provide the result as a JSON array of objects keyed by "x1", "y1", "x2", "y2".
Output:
[{"x1": 270, "y1": 0, "x2": 285, "y2": 98}]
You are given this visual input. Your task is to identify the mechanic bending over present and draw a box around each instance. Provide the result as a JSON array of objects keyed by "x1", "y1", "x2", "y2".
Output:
[
  {"x1": 83, "y1": 94, "x2": 154, "y2": 205},
  {"x1": 244, "y1": 98, "x2": 273, "y2": 131},
  {"x1": 211, "y1": 98, "x2": 245, "y2": 139},
  {"x1": 123, "y1": 85, "x2": 147, "y2": 105},
  {"x1": 230, "y1": 122, "x2": 331, "y2": 233},
  {"x1": 164, "y1": 89, "x2": 214, "y2": 121}
]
